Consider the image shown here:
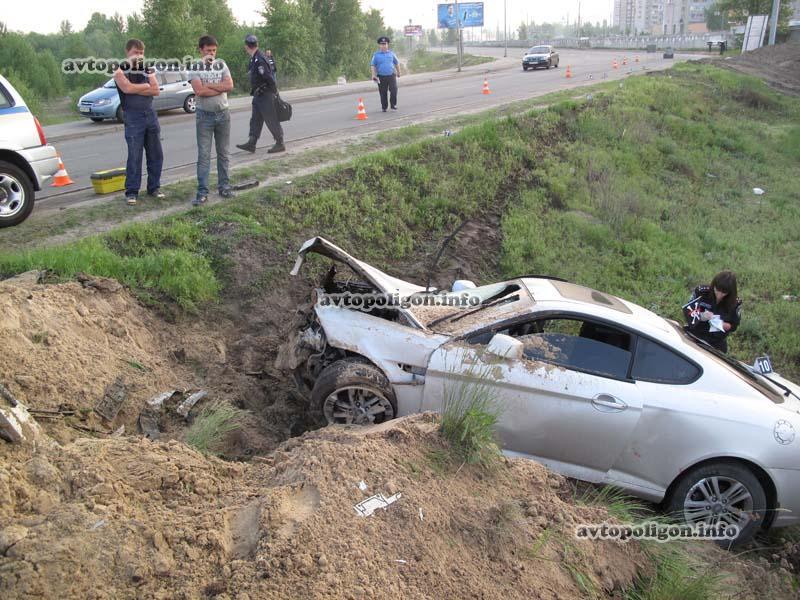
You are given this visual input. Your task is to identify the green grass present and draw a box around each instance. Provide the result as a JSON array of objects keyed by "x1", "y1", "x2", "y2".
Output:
[
  {"x1": 439, "y1": 362, "x2": 503, "y2": 468},
  {"x1": 625, "y1": 544, "x2": 724, "y2": 600},
  {"x1": 407, "y1": 49, "x2": 495, "y2": 73},
  {"x1": 184, "y1": 401, "x2": 245, "y2": 455}
]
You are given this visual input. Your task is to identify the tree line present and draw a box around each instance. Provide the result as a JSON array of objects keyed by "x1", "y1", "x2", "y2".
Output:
[{"x1": 0, "y1": 0, "x2": 392, "y2": 112}]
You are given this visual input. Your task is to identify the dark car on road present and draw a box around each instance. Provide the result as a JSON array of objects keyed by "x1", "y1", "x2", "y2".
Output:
[
  {"x1": 522, "y1": 45, "x2": 559, "y2": 71},
  {"x1": 77, "y1": 71, "x2": 196, "y2": 123},
  {"x1": 663, "y1": 47, "x2": 675, "y2": 59}
]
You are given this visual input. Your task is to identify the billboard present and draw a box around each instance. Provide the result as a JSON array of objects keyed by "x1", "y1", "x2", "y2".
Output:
[
  {"x1": 404, "y1": 25, "x2": 424, "y2": 37},
  {"x1": 437, "y1": 2, "x2": 484, "y2": 29}
]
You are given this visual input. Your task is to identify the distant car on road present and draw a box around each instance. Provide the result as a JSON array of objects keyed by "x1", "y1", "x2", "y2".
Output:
[
  {"x1": 0, "y1": 74, "x2": 59, "y2": 227},
  {"x1": 77, "y1": 71, "x2": 197, "y2": 123},
  {"x1": 663, "y1": 47, "x2": 675, "y2": 59},
  {"x1": 522, "y1": 45, "x2": 559, "y2": 71}
]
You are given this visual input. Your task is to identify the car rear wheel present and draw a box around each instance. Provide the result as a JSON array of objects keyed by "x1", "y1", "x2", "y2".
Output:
[
  {"x1": 666, "y1": 461, "x2": 767, "y2": 546},
  {"x1": 546, "y1": 61, "x2": 551, "y2": 69},
  {"x1": 184, "y1": 95, "x2": 196, "y2": 114},
  {"x1": 115, "y1": 106, "x2": 124, "y2": 123},
  {"x1": 90, "y1": 117, "x2": 104, "y2": 123},
  {"x1": 523, "y1": 65, "x2": 528, "y2": 71},
  {"x1": 311, "y1": 359, "x2": 396, "y2": 426},
  {"x1": 0, "y1": 161, "x2": 35, "y2": 228}
]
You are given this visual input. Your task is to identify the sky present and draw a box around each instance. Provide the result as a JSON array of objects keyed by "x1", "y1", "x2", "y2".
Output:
[{"x1": 2, "y1": 0, "x2": 615, "y2": 36}]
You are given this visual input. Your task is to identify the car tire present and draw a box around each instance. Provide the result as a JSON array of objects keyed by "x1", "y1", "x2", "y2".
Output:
[
  {"x1": 115, "y1": 106, "x2": 124, "y2": 123},
  {"x1": 311, "y1": 358, "x2": 396, "y2": 426},
  {"x1": 523, "y1": 65, "x2": 528, "y2": 71},
  {"x1": 0, "y1": 160, "x2": 35, "y2": 228},
  {"x1": 546, "y1": 62, "x2": 551, "y2": 69},
  {"x1": 183, "y1": 95, "x2": 196, "y2": 114},
  {"x1": 554, "y1": 60, "x2": 559, "y2": 68},
  {"x1": 90, "y1": 117, "x2": 104, "y2": 123},
  {"x1": 665, "y1": 461, "x2": 767, "y2": 547}
]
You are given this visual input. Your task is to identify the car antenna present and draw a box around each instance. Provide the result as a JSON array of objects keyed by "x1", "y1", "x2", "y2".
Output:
[{"x1": 426, "y1": 219, "x2": 469, "y2": 292}]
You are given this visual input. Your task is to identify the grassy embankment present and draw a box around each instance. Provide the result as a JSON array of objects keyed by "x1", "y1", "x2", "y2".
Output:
[
  {"x1": 3, "y1": 62, "x2": 798, "y2": 375},
  {"x1": 406, "y1": 49, "x2": 495, "y2": 73}
]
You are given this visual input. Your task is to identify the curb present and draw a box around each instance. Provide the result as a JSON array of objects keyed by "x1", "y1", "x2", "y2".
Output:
[{"x1": 46, "y1": 59, "x2": 512, "y2": 144}]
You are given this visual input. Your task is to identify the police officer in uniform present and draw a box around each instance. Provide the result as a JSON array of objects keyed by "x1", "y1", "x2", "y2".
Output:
[
  {"x1": 370, "y1": 36, "x2": 400, "y2": 112},
  {"x1": 236, "y1": 34, "x2": 284, "y2": 154},
  {"x1": 683, "y1": 270, "x2": 742, "y2": 353}
]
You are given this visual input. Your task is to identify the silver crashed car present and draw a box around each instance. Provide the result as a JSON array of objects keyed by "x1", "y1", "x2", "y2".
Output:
[{"x1": 277, "y1": 236, "x2": 800, "y2": 544}]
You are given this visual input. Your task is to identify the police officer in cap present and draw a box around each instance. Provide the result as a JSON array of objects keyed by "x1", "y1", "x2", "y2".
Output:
[
  {"x1": 370, "y1": 36, "x2": 400, "y2": 112},
  {"x1": 236, "y1": 34, "x2": 285, "y2": 154},
  {"x1": 683, "y1": 270, "x2": 742, "y2": 353}
]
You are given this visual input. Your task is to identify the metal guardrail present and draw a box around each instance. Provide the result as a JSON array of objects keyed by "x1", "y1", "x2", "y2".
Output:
[{"x1": 469, "y1": 33, "x2": 735, "y2": 51}]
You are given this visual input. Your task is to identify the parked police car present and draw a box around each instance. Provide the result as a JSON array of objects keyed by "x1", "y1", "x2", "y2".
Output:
[{"x1": 0, "y1": 74, "x2": 59, "y2": 228}]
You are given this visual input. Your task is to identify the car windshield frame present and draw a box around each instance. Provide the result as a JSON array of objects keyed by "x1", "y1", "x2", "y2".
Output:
[
  {"x1": 528, "y1": 46, "x2": 550, "y2": 54},
  {"x1": 671, "y1": 322, "x2": 784, "y2": 403}
]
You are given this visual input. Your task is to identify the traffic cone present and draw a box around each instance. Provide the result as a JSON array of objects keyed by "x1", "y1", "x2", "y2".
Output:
[
  {"x1": 50, "y1": 154, "x2": 74, "y2": 187},
  {"x1": 613, "y1": 59, "x2": 618, "y2": 69},
  {"x1": 635, "y1": 55, "x2": 640, "y2": 63},
  {"x1": 565, "y1": 65, "x2": 572, "y2": 79},
  {"x1": 623, "y1": 57, "x2": 628, "y2": 66},
  {"x1": 482, "y1": 78, "x2": 491, "y2": 95},
  {"x1": 356, "y1": 97, "x2": 367, "y2": 120}
]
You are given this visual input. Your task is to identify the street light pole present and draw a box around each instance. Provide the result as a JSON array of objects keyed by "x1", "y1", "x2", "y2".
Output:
[
  {"x1": 455, "y1": 0, "x2": 463, "y2": 71},
  {"x1": 504, "y1": 0, "x2": 508, "y2": 57},
  {"x1": 768, "y1": 0, "x2": 780, "y2": 45}
]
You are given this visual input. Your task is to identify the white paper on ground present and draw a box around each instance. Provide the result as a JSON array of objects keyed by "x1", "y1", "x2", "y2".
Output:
[{"x1": 353, "y1": 492, "x2": 402, "y2": 517}]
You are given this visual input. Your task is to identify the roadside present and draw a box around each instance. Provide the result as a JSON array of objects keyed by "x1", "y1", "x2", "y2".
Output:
[{"x1": 42, "y1": 51, "x2": 505, "y2": 142}]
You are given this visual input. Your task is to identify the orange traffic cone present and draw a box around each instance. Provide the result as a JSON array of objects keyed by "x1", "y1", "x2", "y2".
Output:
[
  {"x1": 482, "y1": 78, "x2": 491, "y2": 95},
  {"x1": 623, "y1": 57, "x2": 628, "y2": 66},
  {"x1": 613, "y1": 59, "x2": 619, "y2": 70},
  {"x1": 51, "y1": 154, "x2": 74, "y2": 187},
  {"x1": 356, "y1": 97, "x2": 368, "y2": 120},
  {"x1": 565, "y1": 65, "x2": 572, "y2": 78}
]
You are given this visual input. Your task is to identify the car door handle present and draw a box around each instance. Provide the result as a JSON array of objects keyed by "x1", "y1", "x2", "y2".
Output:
[{"x1": 591, "y1": 394, "x2": 628, "y2": 412}]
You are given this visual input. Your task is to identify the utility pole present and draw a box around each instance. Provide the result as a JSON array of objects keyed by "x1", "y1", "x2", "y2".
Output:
[
  {"x1": 504, "y1": 0, "x2": 508, "y2": 56},
  {"x1": 768, "y1": 0, "x2": 780, "y2": 45},
  {"x1": 455, "y1": 0, "x2": 463, "y2": 71}
]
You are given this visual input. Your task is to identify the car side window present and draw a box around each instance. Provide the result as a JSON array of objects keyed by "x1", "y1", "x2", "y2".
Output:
[
  {"x1": 632, "y1": 337, "x2": 699, "y2": 384},
  {"x1": 470, "y1": 317, "x2": 633, "y2": 380},
  {"x1": 0, "y1": 85, "x2": 12, "y2": 109},
  {"x1": 163, "y1": 71, "x2": 182, "y2": 85}
]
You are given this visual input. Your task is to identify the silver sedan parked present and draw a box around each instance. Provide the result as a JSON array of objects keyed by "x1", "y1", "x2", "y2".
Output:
[{"x1": 278, "y1": 237, "x2": 800, "y2": 545}]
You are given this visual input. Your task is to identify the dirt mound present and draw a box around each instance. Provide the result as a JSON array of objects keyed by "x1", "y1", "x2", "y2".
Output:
[
  {"x1": 0, "y1": 415, "x2": 649, "y2": 598},
  {"x1": 711, "y1": 41, "x2": 800, "y2": 96},
  {"x1": 0, "y1": 272, "x2": 298, "y2": 454}
]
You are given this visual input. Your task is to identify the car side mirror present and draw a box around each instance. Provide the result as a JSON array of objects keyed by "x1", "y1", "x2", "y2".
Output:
[{"x1": 486, "y1": 333, "x2": 524, "y2": 360}]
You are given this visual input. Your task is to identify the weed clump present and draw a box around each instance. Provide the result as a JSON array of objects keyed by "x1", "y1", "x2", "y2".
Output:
[{"x1": 185, "y1": 401, "x2": 245, "y2": 456}]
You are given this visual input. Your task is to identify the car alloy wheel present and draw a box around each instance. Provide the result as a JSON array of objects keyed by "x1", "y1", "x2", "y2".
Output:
[
  {"x1": 322, "y1": 386, "x2": 395, "y2": 425},
  {"x1": 667, "y1": 461, "x2": 766, "y2": 546},
  {"x1": 682, "y1": 475, "x2": 755, "y2": 531},
  {"x1": 184, "y1": 95, "x2": 196, "y2": 113}
]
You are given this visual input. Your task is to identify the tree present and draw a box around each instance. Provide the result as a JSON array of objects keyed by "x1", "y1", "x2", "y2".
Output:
[
  {"x1": 141, "y1": 0, "x2": 204, "y2": 58},
  {"x1": 712, "y1": 0, "x2": 792, "y2": 33},
  {"x1": 428, "y1": 28, "x2": 439, "y2": 46},
  {"x1": 363, "y1": 8, "x2": 387, "y2": 44},
  {"x1": 704, "y1": 6, "x2": 725, "y2": 30},
  {"x1": 518, "y1": 22, "x2": 528, "y2": 41},
  {"x1": 263, "y1": 0, "x2": 323, "y2": 83},
  {"x1": 59, "y1": 20, "x2": 73, "y2": 36}
]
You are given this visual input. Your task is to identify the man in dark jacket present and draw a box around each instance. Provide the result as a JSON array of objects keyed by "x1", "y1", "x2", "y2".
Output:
[{"x1": 236, "y1": 34, "x2": 284, "y2": 154}]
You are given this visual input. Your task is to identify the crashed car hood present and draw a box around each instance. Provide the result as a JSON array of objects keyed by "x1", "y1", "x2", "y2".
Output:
[{"x1": 290, "y1": 237, "x2": 427, "y2": 296}]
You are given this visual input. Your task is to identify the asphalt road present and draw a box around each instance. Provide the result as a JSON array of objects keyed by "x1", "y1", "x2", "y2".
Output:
[{"x1": 39, "y1": 49, "x2": 682, "y2": 205}]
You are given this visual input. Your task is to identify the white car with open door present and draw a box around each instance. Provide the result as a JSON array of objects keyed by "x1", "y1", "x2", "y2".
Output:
[{"x1": 277, "y1": 236, "x2": 800, "y2": 545}]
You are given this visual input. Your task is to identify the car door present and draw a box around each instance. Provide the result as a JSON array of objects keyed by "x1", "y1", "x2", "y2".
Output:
[
  {"x1": 421, "y1": 315, "x2": 643, "y2": 482},
  {"x1": 157, "y1": 71, "x2": 186, "y2": 110}
]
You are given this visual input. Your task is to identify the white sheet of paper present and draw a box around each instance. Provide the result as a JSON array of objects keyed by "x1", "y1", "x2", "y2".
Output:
[{"x1": 708, "y1": 315, "x2": 725, "y2": 333}]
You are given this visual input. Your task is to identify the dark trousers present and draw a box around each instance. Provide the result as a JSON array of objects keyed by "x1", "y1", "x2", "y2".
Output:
[
  {"x1": 377, "y1": 75, "x2": 397, "y2": 110},
  {"x1": 248, "y1": 92, "x2": 283, "y2": 144},
  {"x1": 123, "y1": 108, "x2": 163, "y2": 197}
]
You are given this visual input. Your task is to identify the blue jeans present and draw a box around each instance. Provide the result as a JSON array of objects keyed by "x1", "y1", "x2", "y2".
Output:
[
  {"x1": 123, "y1": 108, "x2": 163, "y2": 197},
  {"x1": 196, "y1": 108, "x2": 231, "y2": 197}
]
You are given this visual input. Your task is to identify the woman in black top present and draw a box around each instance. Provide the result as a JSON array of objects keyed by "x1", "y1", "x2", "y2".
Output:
[{"x1": 683, "y1": 270, "x2": 742, "y2": 353}]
